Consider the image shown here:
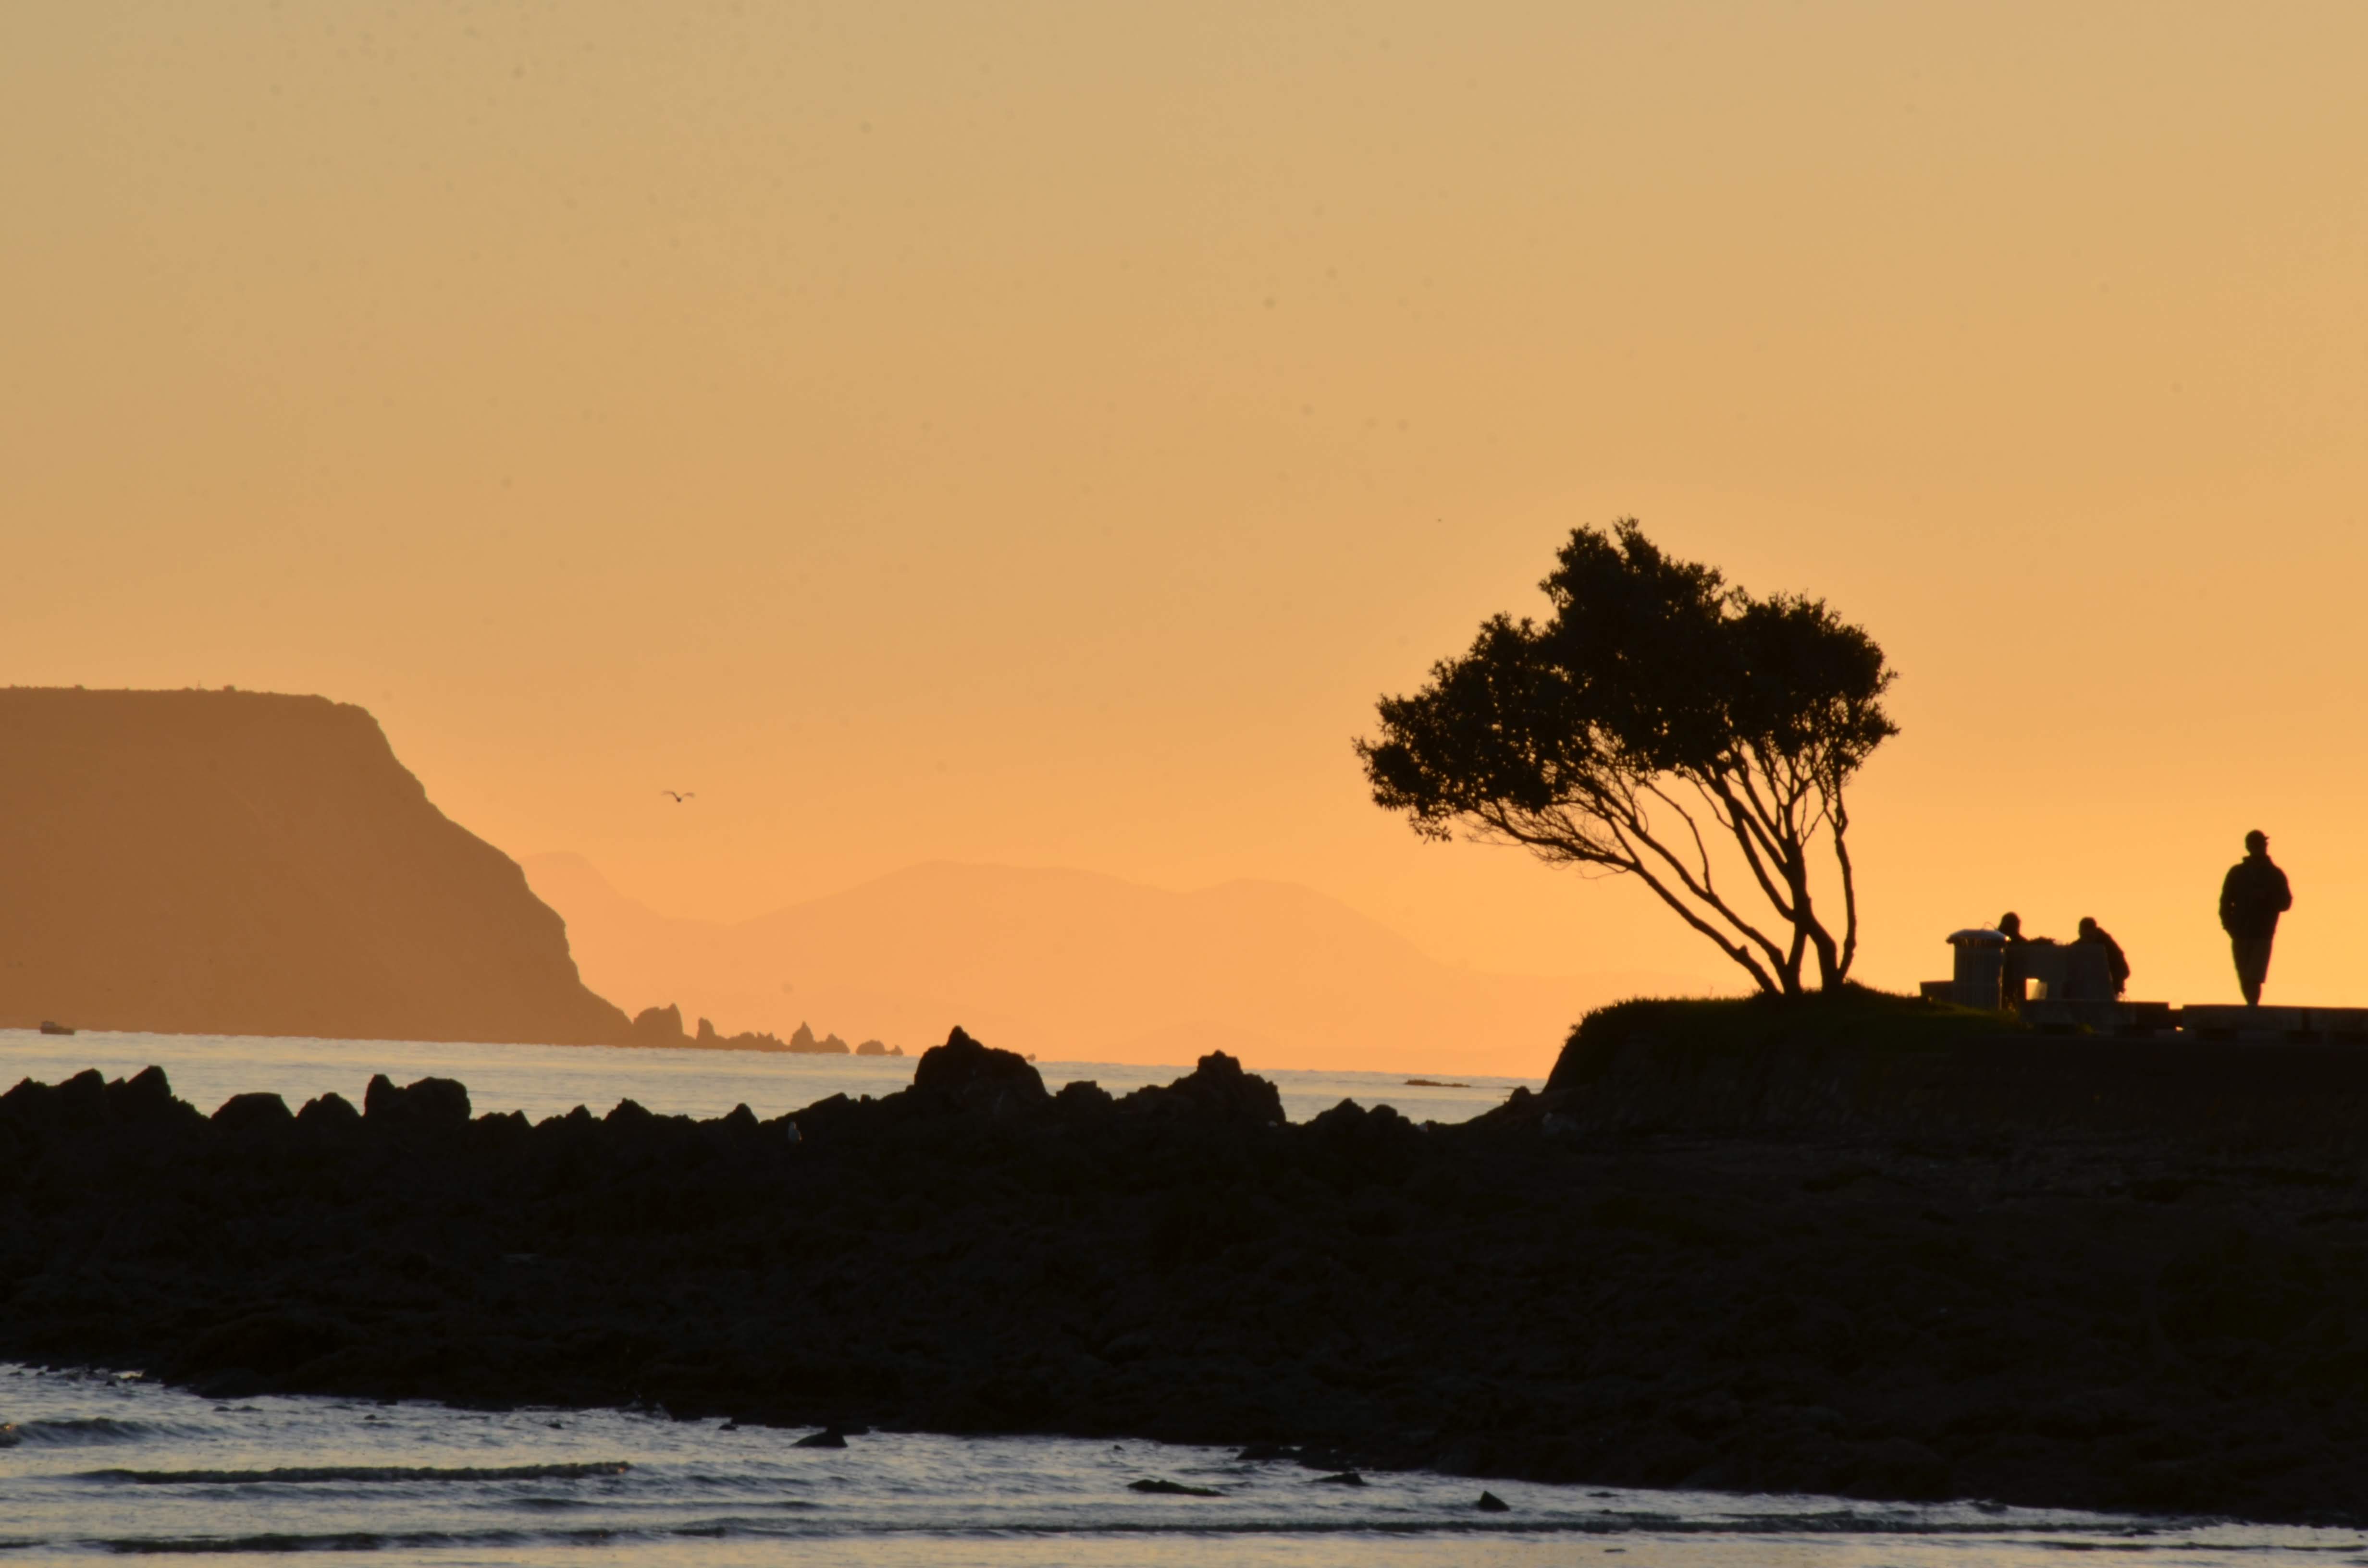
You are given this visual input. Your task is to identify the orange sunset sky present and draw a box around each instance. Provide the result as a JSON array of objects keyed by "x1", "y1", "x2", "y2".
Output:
[{"x1": 6, "y1": 3, "x2": 2367, "y2": 1070}]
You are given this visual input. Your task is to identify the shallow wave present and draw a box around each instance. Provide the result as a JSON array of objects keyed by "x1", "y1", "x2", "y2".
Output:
[
  {"x1": 8, "y1": 1415, "x2": 186, "y2": 1446},
  {"x1": 86, "y1": 1460, "x2": 634, "y2": 1485},
  {"x1": 72, "y1": 1518, "x2": 2269, "y2": 1556},
  {"x1": 97, "y1": 1526, "x2": 622, "y2": 1555}
]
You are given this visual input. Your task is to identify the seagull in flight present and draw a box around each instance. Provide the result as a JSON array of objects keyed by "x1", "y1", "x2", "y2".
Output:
[{"x1": 660, "y1": 790, "x2": 696, "y2": 803}]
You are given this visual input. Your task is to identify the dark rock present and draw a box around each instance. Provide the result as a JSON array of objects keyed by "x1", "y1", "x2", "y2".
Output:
[
  {"x1": 1119, "y1": 1052, "x2": 1284, "y2": 1125},
  {"x1": 794, "y1": 1427, "x2": 848, "y2": 1448},
  {"x1": 296, "y1": 1091, "x2": 360, "y2": 1127},
  {"x1": 1056, "y1": 1080, "x2": 1115, "y2": 1115},
  {"x1": 12, "y1": 1040, "x2": 2368, "y2": 1525},
  {"x1": 7, "y1": 1068, "x2": 110, "y2": 1131},
  {"x1": 777, "y1": 1022, "x2": 849, "y2": 1055},
  {"x1": 1476, "y1": 1490, "x2": 1510, "y2": 1511},
  {"x1": 678, "y1": 1015, "x2": 803, "y2": 1053},
  {"x1": 212, "y1": 1092, "x2": 295, "y2": 1133},
  {"x1": 1130, "y1": 1477, "x2": 1222, "y2": 1496},
  {"x1": 110, "y1": 1066, "x2": 201, "y2": 1129},
  {"x1": 362, "y1": 1074, "x2": 471, "y2": 1127},
  {"x1": 1843, "y1": 1437, "x2": 1952, "y2": 1502},
  {"x1": 908, "y1": 1027, "x2": 1048, "y2": 1113},
  {"x1": 629, "y1": 1004, "x2": 687, "y2": 1045}
]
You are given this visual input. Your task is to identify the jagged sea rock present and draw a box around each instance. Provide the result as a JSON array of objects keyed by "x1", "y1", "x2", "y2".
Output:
[
  {"x1": 1120, "y1": 1052, "x2": 1284, "y2": 1125},
  {"x1": 907, "y1": 1027, "x2": 1048, "y2": 1113},
  {"x1": 630, "y1": 1004, "x2": 688, "y2": 1046},
  {"x1": 362, "y1": 1073, "x2": 470, "y2": 1128}
]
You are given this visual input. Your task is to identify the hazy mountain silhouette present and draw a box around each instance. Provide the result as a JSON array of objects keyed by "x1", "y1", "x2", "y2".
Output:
[
  {"x1": 523, "y1": 854, "x2": 1708, "y2": 1075},
  {"x1": 0, "y1": 688, "x2": 629, "y2": 1043}
]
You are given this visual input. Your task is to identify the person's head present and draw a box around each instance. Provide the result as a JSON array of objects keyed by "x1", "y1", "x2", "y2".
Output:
[
  {"x1": 2246, "y1": 829, "x2": 2269, "y2": 855},
  {"x1": 1998, "y1": 912, "x2": 2022, "y2": 936},
  {"x1": 2078, "y1": 916, "x2": 2099, "y2": 938}
]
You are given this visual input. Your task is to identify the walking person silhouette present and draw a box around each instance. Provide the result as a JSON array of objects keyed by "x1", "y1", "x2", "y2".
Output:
[{"x1": 2219, "y1": 830, "x2": 2293, "y2": 1006}]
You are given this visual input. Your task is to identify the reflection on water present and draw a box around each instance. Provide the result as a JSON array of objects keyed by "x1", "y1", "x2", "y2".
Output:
[
  {"x1": 0, "y1": 1028, "x2": 1538, "y2": 1125},
  {"x1": 3, "y1": 1365, "x2": 2352, "y2": 1565}
]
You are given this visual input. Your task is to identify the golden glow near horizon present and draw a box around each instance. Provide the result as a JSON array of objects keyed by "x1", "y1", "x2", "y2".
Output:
[{"x1": 6, "y1": 3, "x2": 2367, "y2": 1068}]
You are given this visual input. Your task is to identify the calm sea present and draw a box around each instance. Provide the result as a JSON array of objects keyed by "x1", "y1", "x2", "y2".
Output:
[
  {"x1": 2, "y1": 1031, "x2": 2355, "y2": 1564},
  {"x1": 0, "y1": 1027, "x2": 1533, "y2": 1127}
]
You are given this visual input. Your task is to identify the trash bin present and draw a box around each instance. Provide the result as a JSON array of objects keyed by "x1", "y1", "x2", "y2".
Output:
[{"x1": 1946, "y1": 929, "x2": 2008, "y2": 1011}]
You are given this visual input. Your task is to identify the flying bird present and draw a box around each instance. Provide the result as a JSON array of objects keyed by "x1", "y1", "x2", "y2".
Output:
[{"x1": 660, "y1": 790, "x2": 696, "y2": 803}]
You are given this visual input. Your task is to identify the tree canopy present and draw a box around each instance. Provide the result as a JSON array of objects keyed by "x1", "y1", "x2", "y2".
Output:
[{"x1": 1356, "y1": 521, "x2": 1897, "y2": 996}]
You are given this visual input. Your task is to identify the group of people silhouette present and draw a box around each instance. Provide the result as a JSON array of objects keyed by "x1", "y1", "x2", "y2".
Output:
[
  {"x1": 1993, "y1": 911, "x2": 2131, "y2": 1000},
  {"x1": 1994, "y1": 830, "x2": 2294, "y2": 1007}
]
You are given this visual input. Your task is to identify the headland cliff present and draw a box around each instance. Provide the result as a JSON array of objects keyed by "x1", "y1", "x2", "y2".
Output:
[{"x1": 0, "y1": 687, "x2": 628, "y2": 1043}]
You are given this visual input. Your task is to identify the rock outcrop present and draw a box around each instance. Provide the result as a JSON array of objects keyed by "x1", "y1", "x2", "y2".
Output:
[
  {"x1": 786, "y1": 1022, "x2": 852, "y2": 1055},
  {"x1": 905, "y1": 1025, "x2": 1048, "y2": 1113},
  {"x1": 618, "y1": 1005, "x2": 873, "y2": 1055},
  {"x1": 0, "y1": 687, "x2": 629, "y2": 1044},
  {"x1": 11, "y1": 1027, "x2": 2368, "y2": 1522}
]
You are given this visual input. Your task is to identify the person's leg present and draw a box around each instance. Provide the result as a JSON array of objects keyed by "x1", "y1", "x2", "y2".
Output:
[{"x1": 2233, "y1": 937, "x2": 2272, "y2": 1005}]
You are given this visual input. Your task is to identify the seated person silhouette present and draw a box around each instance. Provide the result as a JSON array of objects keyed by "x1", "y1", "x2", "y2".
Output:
[
  {"x1": 2072, "y1": 917, "x2": 2129, "y2": 999},
  {"x1": 1998, "y1": 912, "x2": 2031, "y2": 1001}
]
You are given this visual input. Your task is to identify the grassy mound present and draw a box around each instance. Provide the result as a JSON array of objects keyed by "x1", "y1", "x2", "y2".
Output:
[{"x1": 1544, "y1": 986, "x2": 2020, "y2": 1095}]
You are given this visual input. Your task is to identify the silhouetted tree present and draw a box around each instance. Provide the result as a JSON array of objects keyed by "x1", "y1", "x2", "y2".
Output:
[{"x1": 1356, "y1": 521, "x2": 1897, "y2": 996}]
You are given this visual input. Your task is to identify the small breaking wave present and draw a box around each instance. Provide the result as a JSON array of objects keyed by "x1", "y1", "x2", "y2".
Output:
[
  {"x1": 96, "y1": 1526, "x2": 627, "y2": 1555},
  {"x1": 86, "y1": 1460, "x2": 633, "y2": 1485},
  {"x1": 7, "y1": 1415, "x2": 183, "y2": 1446}
]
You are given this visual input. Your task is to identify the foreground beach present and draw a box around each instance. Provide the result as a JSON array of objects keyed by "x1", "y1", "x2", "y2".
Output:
[{"x1": 7, "y1": 1011, "x2": 2368, "y2": 1524}]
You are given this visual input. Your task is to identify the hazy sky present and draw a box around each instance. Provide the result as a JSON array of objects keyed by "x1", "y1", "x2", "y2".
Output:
[{"x1": 7, "y1": 2, "x2": 2366, "y2": 1012}]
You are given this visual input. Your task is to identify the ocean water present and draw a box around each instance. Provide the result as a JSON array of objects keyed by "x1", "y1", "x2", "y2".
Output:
[
  {"x1": 0, "y1": 1028, "x2": 1538, "y2": 1126},
  {"x1": 4, "y1": 1365, "x2": 2356, "y2": 1565},
  {"x1": 5, "y1": 1032, "x2": 2358, "y2": 1564}
]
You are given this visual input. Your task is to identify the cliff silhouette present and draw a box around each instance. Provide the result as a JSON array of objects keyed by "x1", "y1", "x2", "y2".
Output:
[{"x1": 0, "y1": 687, "x2": 629, "y2": 1044}]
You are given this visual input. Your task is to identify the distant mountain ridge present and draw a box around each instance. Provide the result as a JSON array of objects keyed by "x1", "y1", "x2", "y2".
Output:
[
  {"x1": 524, "y1": 854, "x2": 1696, "y2": 1076},
  {"x1": 0, "y1": 688, "x2": 629, "y2": 1044}
]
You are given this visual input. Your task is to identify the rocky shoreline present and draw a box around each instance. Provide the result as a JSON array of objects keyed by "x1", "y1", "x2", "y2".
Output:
[{"x1": 6, "y1": 1019, "x2": 2368, "y2": 1523}]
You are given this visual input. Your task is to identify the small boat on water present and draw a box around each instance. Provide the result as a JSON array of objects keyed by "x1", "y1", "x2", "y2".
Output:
[{"x1": 37, "y1": 1020, "x2": 74, "y2": 1035}]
